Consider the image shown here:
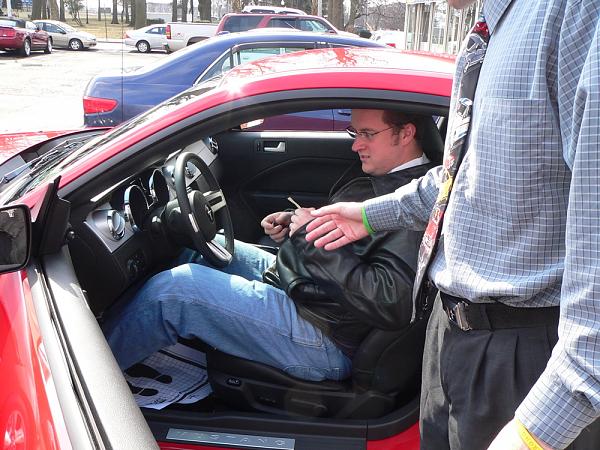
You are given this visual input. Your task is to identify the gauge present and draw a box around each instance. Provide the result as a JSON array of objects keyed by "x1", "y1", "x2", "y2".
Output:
[
  {"x1": 124, "y1": 185, "x2": 148, "y2": 232},
  {"x1": 149, "y1": 169, "x2": 170, "y2": 207}
]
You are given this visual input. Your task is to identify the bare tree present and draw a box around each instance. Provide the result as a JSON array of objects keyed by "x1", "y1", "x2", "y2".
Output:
[
  {"x1": 328, "y1": 0, "x2": 343, "y2": 29},
  {"x1": 31, "y1": 0, "x2": 43, "y2": 19},
  {"x1": 181, "y1": 0, "x2": 188, "y2": 21},
  {"x1": 198, "y1": 0, "x2": 210, "y2": 21},
  {"x1": 134, "y1": 0, "x2": 146, "y2": 28},
  {"x1": 112, "y1": 0, "x2": 119, "y2": 23},
  {"x1": 60, "y1": 0, "x2": 65, "y2": 21},
  {"x1": 48, "y1": 0, "x2": 59, "y2": 19},
  {"x1": 97, "y1": 0, "x2": 101, "y2": 21},
  {"x1": 190, "y1": 0, "x2": 193, "y2": 21}
]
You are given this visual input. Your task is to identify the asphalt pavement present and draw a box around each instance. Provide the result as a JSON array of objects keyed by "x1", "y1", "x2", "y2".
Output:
[{"x1": 0, "y1": 41, "x2": 168, "y2": 133}]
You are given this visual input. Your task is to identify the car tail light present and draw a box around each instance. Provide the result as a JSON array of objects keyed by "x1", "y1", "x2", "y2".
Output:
[
  {"x1": 0, "y1": 27, "x2": 16, "y2": 38},
  {"x1": 166, "y1": 24, "x2": 171, "y2": 39},
  {"x1": 83, "y1": 96, "x2": 118, "y2": 114},
  {"x1": 387, "y1": 43, "x2": 396, "y2": 48}
]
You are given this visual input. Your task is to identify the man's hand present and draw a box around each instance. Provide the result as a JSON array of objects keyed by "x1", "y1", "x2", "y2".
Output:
[
  {"x1": 261, "y1": 211, "x2": 293, "y2": 243},
  {"x1": 488, "y1": 419, "x2": 553, "y2": 450},
  {"x1": 289, "y1": 207, "x2": 315, "y2": 236},
  {"x1": 305, "y1": 202, "x2": 368, "y2": 250}
]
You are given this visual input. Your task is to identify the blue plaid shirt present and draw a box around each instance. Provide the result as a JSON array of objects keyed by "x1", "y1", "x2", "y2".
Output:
[{"x1": 364, "y1": 0, "x2": 600, "y2": 447}]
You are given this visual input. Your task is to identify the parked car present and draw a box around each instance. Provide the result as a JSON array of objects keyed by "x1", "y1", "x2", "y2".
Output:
[
  {"x1": 371, "y1": 29, "x2": 406, "y2": 49},
  {"x1": 33, "y1": 19, "x2": 97, "y2": 50},
  {"x1": 164, "y1": 21, "x2": 218, "y2": 51},
  {"x1": 215, "y1": 12, "x2": 347, "y2": 35},
  {"x1": 241, "y1": 5, "x2": 306, "y2": 14},
  {"x1": 83, "y1": 29, "x2": 384, "y2": 127},
  {"x1": 0, "y1": 16, "x2": 51, "y2": 56},
  {"x1": 124, "y1": 24, "x2": 167, "y2": 53},
  {"x1": 0, "y1": 46, "x2": 453, "y2": 450}
]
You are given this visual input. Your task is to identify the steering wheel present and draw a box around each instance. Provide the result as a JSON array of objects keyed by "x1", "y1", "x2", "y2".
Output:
[{"x1": 173, "y1": 152, "x2": 234, "y2": 267}]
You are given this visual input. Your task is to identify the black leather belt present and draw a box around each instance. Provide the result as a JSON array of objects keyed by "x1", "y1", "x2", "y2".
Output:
[{"x1": 440, "y1": 292, "x2": 559, "y2": 331}]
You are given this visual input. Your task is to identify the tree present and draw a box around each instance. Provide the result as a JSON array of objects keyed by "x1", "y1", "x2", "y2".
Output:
[
  {"x1": 48, "y1": 0, "x2": 59, "y2": 19},
  {"x1": 112, "y1": 0, "x2": 119, "y2": 23},
  {"x1": 328, "y1": 0, "x2": 343, "y2": 29},
  {"x1": 31, "y1": 0, "x2": 42, "y2": 19},
  {"x1": 60, "y1": 0, "x2": 65, "y2": 21},
  {"x1": 181, "y1": 0, "x2": 188, "y2": 21},
  {"x1": 171, "y1": 0, "x2": 177, "y2": 21},
  {"x1": 66, "y1": 0, "x2": 83, "y2": 24},
  {"x1": 197, "y1": 0, "x2": 210, "y2": 21},
  {"x1": 134, "y1": 0, "x2": 145, "y2": 28}
]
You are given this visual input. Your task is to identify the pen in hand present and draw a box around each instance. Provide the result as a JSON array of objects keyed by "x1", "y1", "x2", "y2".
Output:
[{"x1": 287, "y1": 196, "x2": 302, "y2": 209}]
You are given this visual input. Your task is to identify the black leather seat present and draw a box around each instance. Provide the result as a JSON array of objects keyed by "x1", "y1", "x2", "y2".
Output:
[{"x1": 206, "y1": 317, "x2": 427, "y2": 419}]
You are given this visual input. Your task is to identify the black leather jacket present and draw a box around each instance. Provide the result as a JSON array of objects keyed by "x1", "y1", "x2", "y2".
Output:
[{"x1": 272, "y1": 163, "x2": 435, "y2": 357}]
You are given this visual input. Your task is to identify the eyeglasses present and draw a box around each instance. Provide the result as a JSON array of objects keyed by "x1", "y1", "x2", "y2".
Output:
[{"x1": 345, "y1": 125, "x2": 394, "y2": 141}]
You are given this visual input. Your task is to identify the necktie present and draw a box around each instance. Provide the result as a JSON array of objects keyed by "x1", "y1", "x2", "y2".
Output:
[{"x1": 411, "y1": 17, "x2": 490, "y2": 320}]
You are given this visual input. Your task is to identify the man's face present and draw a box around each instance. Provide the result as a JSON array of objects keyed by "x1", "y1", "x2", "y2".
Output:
[
  {"x1": 350, "y1": 109, "x2": 404, "y2": 177},
  {"x1": 447, "y1": 0, "x2": 478, "y2": 8}
]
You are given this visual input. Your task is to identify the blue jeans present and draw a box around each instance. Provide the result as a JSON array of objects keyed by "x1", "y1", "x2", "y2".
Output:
[{"x1": 102, "y1": 240, "x2": 352, "y2": 382}]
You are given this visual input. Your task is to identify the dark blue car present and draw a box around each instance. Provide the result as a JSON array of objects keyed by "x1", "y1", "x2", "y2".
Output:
[{"x1": 83, "y1": 30, "x2": 384, "y2": 127}]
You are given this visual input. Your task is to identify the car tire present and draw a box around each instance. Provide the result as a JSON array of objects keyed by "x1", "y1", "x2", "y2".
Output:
[
  {"x1": 20, "y1": 38, "x2": 31, "y2": 57},
  {"x1": 136, "y1": 40, "x2": 150, "y2": 53},
  {"x1": 69, "y1": 38, "x2": 83, "y2": 51},
  {"x1": 44, "y1": 37, "x2": 52, "y2": 54}
]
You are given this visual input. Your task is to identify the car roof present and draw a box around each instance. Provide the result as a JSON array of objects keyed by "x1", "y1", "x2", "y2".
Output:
[
  {"x1": 222, "y1": 12, "x2": 328, "y2": 19},
  {"x1": 220, "y1": 47, "x2": 455, "y2": 89}
]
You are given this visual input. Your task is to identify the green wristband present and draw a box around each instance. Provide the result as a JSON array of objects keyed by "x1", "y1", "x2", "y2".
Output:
[{"x1": 361, "y1": 207, "x2": 375, "y2": 235}]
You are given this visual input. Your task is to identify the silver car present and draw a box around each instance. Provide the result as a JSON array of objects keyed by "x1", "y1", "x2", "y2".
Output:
[
  {"x1": 123, "y1": 24, "x2": 166, "y2": 53},
  {"x1": 34, "y1": 20, "x2": 97, "y2": 50}
]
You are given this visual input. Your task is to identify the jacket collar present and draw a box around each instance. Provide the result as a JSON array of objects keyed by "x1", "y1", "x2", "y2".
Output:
[{"x1": 483, "y1": 0, "x2": 513, "y2": 34}]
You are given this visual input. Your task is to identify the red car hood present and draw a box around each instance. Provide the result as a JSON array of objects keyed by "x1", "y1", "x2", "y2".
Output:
[{"x1": 0, "y1": 130, "x2": 75, "y2": 165}]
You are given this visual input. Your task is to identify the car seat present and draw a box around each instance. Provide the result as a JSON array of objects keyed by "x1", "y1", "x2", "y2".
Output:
[{"x1": 206, "y1": 316, "x2": 427, "y2": 419}]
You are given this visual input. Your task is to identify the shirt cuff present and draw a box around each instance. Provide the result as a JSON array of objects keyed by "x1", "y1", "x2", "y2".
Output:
[{"x1": 516, "y1": 371, "x2": 597, "y2": 449}]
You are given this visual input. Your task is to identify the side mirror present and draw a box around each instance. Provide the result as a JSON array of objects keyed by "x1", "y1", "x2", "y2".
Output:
[{"x1": 0, "y1": 205, "x2": 31, "y2": 274}]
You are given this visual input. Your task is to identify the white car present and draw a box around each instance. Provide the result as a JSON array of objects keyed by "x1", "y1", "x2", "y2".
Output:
[
  {"x1": 241, "y1": 5, "x2": 306, "y2": 14},
  {"x1": 371, "y1": 29, "x2": 405, "y2": 49},
  {"x1": 124, "y1": 24, "x2": 167, "y2": 53},
  {"x1": 34, "y1": 19, "x2": 97, "y2": 50}
]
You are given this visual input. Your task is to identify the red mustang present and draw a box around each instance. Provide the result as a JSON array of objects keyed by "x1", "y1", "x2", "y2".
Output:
[
  {"x1": 0, "y1": 47, "x2": 453, "y2": 449},
  {"x1": 0, "y1": 16, "x2": 52, "y2": 56}
]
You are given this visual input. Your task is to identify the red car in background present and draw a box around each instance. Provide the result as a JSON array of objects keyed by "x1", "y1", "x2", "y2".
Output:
[
  {"x1": 0, "y1": 16, "x2": 52, "y2": 56},
  {"x1": 0, "y1": 47, "x2": 453, "y2": 449}
]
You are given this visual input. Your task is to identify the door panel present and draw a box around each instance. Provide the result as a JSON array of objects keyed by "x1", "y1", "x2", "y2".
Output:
[{"x1": 214, "y1": 129, "x2": 360, "y2": 243}]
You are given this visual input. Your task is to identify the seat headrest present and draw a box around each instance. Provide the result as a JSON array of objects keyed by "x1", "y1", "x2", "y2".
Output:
[{"x1": 419, "y1": 116, "x2": 444, "y2": 165}]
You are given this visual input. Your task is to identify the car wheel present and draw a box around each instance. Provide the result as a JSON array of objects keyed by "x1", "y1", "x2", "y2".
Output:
[
  {"x1": 44, "y1": 37, "x2": 52, "y2": 54},
  {"x1": 136, "y1": 40, "x2": 150, "y2": 53},
  {"x1": 69, "y1": 38, "x2": 83, "y2": 51},
  {"x1": 20, "y1": 39, "x2": 31, "y2": 57}
]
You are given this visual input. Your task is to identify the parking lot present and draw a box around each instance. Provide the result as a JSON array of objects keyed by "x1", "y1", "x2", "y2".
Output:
[{"x1": 0, "y1": 42, "x2": 168, "y2": 133}]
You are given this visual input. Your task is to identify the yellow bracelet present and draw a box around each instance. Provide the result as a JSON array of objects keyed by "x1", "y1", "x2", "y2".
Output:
[{"x1": 515, "y1": 419, "x2": 544, "y2": 450}]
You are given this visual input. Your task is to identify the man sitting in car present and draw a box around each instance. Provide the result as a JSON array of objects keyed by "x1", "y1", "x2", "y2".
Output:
[{"x1": 102, "y1": 109, "x2": 437, "y2": 381}]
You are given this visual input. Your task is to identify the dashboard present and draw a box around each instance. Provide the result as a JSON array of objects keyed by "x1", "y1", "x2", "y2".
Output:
[{"x1": 70, "y1": 139, "x2": 218, "y2": 314}]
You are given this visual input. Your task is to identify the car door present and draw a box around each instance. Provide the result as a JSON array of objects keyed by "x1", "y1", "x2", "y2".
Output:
[
  {"x1": 213, "y1": 115, "x2": 360, "y2": 243},
  {"x1": 47, "y1": 22, "x2": 68, "y2": 47},
  {"x1": 26, "y1": 21, "x2": 44, "y2": 49}
]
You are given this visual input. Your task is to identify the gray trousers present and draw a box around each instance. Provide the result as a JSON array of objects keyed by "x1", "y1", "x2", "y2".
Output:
[{"x1": 420, "y1": 294, "x2": 600, "y2": 449}]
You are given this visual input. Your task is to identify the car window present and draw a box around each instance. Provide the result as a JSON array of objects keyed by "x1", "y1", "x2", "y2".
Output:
[
  {"x1": 148, "y1": 27, "x2": 164, "y2": 35},
  {"x1": 198, "y1": 45, "x2": 316, "y2": 84},
  {"x1": 298, "y1": 19, "x2": 331, "y2": 32},
  {"x1": 46, "y1": 23, "x2": 63, "y2": 33},
  {"x1": 222, "y1": 16, "x2": 262, "y2": 33},
  {"x1": 26, "y1": 21, "x2": 37, "y2": 31},
  {"x1": 266, "y1": 18, "x2": 299, "y2": 30},
  {"x1": 0, "y1": 19, "x2": 19, "y2": 27}
]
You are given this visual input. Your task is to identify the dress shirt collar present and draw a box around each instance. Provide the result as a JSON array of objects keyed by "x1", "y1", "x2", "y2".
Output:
[
  {"x1": 389, "y1": 154, "x2": 430, "y2": 173},
  {"x1": 483, "y1": 0, "x2": 513, "y2": 34}
]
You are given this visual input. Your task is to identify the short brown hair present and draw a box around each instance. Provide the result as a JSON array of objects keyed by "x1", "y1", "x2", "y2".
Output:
[{"x1": 381, "y1": 110, "x2": 425, "y2": 146}]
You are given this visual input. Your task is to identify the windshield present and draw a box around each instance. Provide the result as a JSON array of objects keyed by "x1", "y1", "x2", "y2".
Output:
[
  {"x1": 0, "y1": 82, "x2": 219, "y2": 204},
  {"x1": 0, "y1": 19, "x2": 19, "y2": 27}
]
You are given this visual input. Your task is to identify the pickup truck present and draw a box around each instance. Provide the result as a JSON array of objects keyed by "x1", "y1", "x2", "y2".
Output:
[{"x1": 164, "y1": 21, "x2": 218, "y2": 52}]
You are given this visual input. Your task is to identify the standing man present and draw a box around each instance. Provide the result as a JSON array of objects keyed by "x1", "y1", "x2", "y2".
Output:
[{"x1": 306, "y1": 1, "x2": 600, "y2": 449}]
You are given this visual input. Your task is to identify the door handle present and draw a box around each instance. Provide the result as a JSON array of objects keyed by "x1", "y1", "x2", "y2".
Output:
[{"x1": 263, "y1": 141, "x2": 286, "y2": 152}]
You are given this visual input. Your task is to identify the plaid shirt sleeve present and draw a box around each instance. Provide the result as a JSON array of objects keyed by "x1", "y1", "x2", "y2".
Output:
[{"x1": 516, "y1": 6, "x2": 600, "y2": 448}]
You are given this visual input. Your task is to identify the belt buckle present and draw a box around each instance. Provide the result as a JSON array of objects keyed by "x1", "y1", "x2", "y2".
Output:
[{"x1": 445, "y1": 301, "x2": 472, "y2": 331}]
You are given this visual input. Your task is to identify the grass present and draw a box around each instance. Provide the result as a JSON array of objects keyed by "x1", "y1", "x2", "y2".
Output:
[{"x1": 65, "y1": 17, "x2": 134, "y2": 40}]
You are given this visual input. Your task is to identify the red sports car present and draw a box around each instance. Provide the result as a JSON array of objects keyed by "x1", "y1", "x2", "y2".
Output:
[
  {"x1": 0, "y1": 47, "x2": 453, "y2": 449},
  {"x1": 0, "y1": 16, "x2": 52, "y2": 56}
]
